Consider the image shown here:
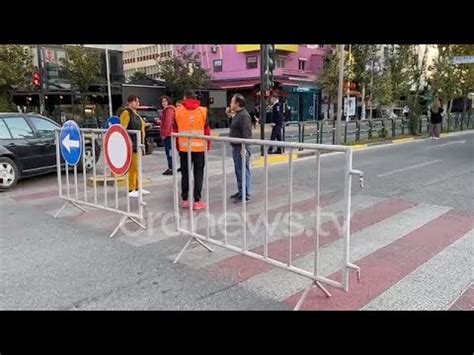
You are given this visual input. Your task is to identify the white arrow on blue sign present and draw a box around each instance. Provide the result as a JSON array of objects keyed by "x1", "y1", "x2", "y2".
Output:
[
  {"x1": 59, "y1": 120, "x2": 83, "y2": 166},
  {"x1": 104, "y1": 116, "x2": 121, "y2": 129}
]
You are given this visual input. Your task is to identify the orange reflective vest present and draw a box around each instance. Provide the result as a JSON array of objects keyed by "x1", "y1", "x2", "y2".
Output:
[{"x1": 175, "y1": 106, "x2": 208, "y2": 152}]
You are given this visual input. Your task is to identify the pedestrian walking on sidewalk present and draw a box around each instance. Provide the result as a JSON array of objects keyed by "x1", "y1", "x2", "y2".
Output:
[
  {"x1": 228, "y1": 93, "x2": 252, "y2": 203},
  {"x1": 160, "y1": 96, "x2": 176, "y2": 175},
  {"x1": 174, "y1": 90, "x2": 212, "y2": 210},
  {"x1": 430, "y1": 96, "x2": 443, "y2": 139},
  {"x1": 268, "y1": 94, "x2": 283, "y2": 154}
]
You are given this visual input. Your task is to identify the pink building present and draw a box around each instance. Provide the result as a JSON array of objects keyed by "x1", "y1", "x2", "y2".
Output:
[
  {"x1": 183, "y1": 44, "x2": 330, "y2": 120},
  {"x1": 187, "y1": 44, "x2": 328, "y2": 89}
]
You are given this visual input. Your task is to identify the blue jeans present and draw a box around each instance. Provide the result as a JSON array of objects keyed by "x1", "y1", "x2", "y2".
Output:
[
  {"x1": 232, "y1": 145, "x2": 252, "y2": 198},
  {"x1": 164, "y1": 137, "x2": 172, "y2": 170}
]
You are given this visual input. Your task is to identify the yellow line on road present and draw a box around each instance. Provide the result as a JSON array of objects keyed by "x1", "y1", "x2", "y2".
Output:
[
  {"x1": 392, "y1": 137, "x2": 415, "y2": 144},
  {"x1": 252, "y1": 153, "x2": 299, "y2": 168}
]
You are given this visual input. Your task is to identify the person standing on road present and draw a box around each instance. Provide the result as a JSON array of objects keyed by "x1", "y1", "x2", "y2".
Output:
[
  {"x1": 229, "y1": 93, "x2": 252, "y2": 203},
  {"x1": 119, "y1": 95, "x2": 151, "y2": 198},
  {"x1": 174, "y1": 90, "x2": 211, "y2": 210},
  {"x1": 159, "y1": 95, "x2": 176, "y2": 176},
  {"x1": 430, "y1": 96, "x2": 443, "y2": 139},
  {"x1": 268, "y1": 94, "x2": 283, "y2": 154}
]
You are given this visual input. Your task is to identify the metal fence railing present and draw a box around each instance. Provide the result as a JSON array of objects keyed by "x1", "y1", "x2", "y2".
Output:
[
  {"x1": 276, "y1": 112, "x2": 473, "y2": 147},
  {"x1": 171, "y1": 132, "x2": 364, "y2": 310}
]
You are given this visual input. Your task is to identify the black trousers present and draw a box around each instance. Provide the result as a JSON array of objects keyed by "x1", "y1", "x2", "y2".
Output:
[
  {"x1": 180, "y1": 151, "x2": 205, "y2": 202},
  {"x1": 269, "y1": 125, "x2": 282, "y2": 152}
]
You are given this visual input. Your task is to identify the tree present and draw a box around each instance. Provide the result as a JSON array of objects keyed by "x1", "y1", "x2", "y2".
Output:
[
  {"x1": 431, "y1": 45, "x2": 474, "y2": 123},
  {"x1": 351, "y1": 45, "x2": 377, "y2": 118},
  {"x1": 397, "y1": 45, "x2": 430, "y2": 134},
  {"x1": 316, "y1": 48, "x2": 339, "y2": 119},
  {"x1": 60, "y1": 45, "x2": 101, "y2": 103},
  {"x1": 157, "y1": 46, "x2": 210, "y2": 100},
  {"x1": 373, "y1": 69, "x2": 394, "y2": 108},
  {"x1": 0, "y1": 45, "x2": 33, "y2": 111},
  {"x1": 129, "y1": 71, "x2": 148, "y2": 81}
]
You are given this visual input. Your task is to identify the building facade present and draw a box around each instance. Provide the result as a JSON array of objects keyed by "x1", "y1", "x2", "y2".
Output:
[
  {"x1": 123, "y1": 45, "x2": 173, "y2": 80},
  {"x1": 188, "y1": 44, "x2": 330, "y2": 121},
  {"x1": 13, "y1": 45, "x2": 124, "y2": 118}
]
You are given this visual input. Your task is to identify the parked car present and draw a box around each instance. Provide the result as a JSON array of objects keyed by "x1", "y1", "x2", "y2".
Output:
[
  {"x1": 137, "y1": 106, "x2": 163, "y2": 151},
  {"x1": 0, "y1": 113, "x2": 100, "y2": 191}
]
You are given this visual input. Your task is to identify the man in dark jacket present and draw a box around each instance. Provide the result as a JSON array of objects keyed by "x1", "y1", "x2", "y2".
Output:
[
  {"x1": 229, "y1": 93, "x2": 252, "y2": 203},
  {"x1": 268, "y1": 94, "x2": 283, "y2": 154}
]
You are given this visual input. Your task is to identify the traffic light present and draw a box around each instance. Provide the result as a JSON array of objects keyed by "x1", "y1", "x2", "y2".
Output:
[
  {"x1": 264, "y1": 44, "x2": 276, "y2": 91},
  {"x1": 32, "y1": 71, "x2": 41, "y2": 88}
]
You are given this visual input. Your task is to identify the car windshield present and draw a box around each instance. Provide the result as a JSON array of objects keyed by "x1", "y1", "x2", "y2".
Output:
[{"x1": 138, "y1": 110, "x2": 159, "y2": 121}]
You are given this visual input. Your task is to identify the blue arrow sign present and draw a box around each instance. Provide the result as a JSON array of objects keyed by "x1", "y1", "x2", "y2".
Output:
[
  {"x1": 104, "y1": 116, "x2": 120, "y2": 129},
  {"x1": 59, "y1": 120, "x2": 83, "y2": 166}
]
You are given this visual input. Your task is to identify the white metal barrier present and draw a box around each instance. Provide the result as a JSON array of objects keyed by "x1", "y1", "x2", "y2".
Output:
[
  {"x1": 171, "y1": 133, "x2": 364, "y2": 310},
  {"x1": 54, "y1": 128, "x2": 147, "y2": 238}
]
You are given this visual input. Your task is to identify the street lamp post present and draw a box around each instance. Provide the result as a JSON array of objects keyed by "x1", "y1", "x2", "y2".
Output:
[
  {"x1": 335, "y1": 44, "x2": 345, "y2": 145},
  {"x1": 36, "y1": 45, "x2": 46, "y2": 114},
  {"x1": 105, "y1": 45, "x2": 113, "y2": 117},
  {"x1": 260, "y1": 44, "x2": 267, "y2": 156},
  {"x1": 369, "y1": 60, "x2": 374, "y2": 119}
]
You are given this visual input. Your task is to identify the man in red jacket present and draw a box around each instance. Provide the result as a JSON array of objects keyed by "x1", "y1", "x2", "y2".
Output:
[{"x1": 160, "y1": 95, "x2": 176, "y2": 175}]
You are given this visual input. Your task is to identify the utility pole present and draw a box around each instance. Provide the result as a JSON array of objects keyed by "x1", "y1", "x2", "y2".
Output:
[
  {"x1": 260, "y1": 44, "x2": 267, "y2": 156},
  {"x1": 346, "y1": 44, "x2": 351, "y2": 121},
  {"x1": 36, "y1": 45, "x2": 46, "y2": 114},
  {"x1": 105, "y1": 45, "x2": 113, "y2": 117},
  {"x1": 335, "y1": 44, "x2": 345, "y2": 145}
]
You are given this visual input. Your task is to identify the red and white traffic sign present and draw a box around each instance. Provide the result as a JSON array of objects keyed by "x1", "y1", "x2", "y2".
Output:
[{"x1": 104, "y1": 125, "x2": 133, "y2": 176}]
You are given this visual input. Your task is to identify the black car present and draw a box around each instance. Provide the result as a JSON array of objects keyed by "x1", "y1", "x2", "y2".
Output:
[
  {"x1": 137, "y1": 106, "x2": 163, "y2": 149},
  {"x1": 0, "y1": 113, "x2": 100, "y2": 191}
]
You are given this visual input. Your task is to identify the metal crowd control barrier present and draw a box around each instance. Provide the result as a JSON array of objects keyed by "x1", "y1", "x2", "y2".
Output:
[
  {"x1": 301, "y1": 120, "x2": 320, "y2": 145},
  {"x1": 344, "y1": 120, "x2": 360, "y2": 144},
  {"x1": 317, "y1": 120, "x2": 336, "y2": 144},
  {"x1": 171, "y1": 132, "x2": 364, "y2": 310},
  {"x1": 54, "y1": 128, "x2": 147, "y2": 238},
  {"x1": 283, "y1": 121, "x2": 302, "y2": 149}
]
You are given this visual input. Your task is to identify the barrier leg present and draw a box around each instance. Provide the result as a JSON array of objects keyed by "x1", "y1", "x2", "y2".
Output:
[
  {"x1": 109, "y1": 215, "x2": 146, "y2": 238},
  {"x1": 294, "y1": 280, "x2": 332, "y2": 311},
  {"x1": 347, "y1": 262, "x2": 361, "y2": 283},
  {"x1": 173, "y1": 235, "x2": 214, "y2": 264},
  {"x1": 54, "y1": 200, "x2": 87, "y2": 218}
]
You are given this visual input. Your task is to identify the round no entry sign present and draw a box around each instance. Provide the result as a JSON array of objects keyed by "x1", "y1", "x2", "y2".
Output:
[{"x1": 104, "y1": 125, "x2": 133, "y2": 176}]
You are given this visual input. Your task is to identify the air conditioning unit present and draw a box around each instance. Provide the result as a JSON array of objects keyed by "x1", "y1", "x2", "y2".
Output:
[{"x1": 211, "y1": 45, "x2": 218, "y2": 54}]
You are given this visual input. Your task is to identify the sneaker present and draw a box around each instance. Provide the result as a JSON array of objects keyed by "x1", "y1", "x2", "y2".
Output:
[
  {"x1": 193, "y1": 201, "x2": 207, "y2": 210},
  {"x1": 230, "y1": 192, "x2": 241, "y2": 199},
  {"x1": 181, "y1": 200, "x2": 190, "y2": 209},
  {"x1": 141, "y1": 189, "x2": 151, "y2": 195},
  {"x1": 128, "y1": 190, "x2": 139, "y2": 198},
  {"x1": 434, "y1": 137, "x2": 440, "y2": 140},
  {"x1": 163, "y1": 169, "x2": 173, "y2": 176},
  {"x1": 233, "y1": 196, "x2": 251, "y2": 204}
]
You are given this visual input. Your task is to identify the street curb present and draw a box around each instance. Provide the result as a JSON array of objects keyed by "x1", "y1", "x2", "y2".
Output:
[{"x1": 221, "y1": 129, "x2": 473, "y2": 168}]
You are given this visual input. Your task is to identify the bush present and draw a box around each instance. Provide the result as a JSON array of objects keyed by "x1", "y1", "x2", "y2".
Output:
[{"x1": 0, "y1": 96, "x2": 18, "y2": 112}]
